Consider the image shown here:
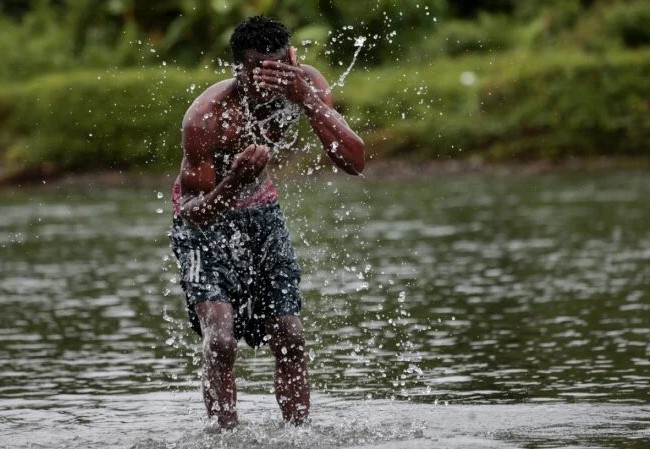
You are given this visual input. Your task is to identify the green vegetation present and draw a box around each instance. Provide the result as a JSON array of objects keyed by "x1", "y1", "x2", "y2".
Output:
[
  {"x1": 0, "y1": 68, "x2": 217, "y2": 172},
  {"x1": 1, "y1": 0, "x2": 649, "y2": 178},
  {"x1": 344, "y1": 50, "x2": 650, "y2": 161}
]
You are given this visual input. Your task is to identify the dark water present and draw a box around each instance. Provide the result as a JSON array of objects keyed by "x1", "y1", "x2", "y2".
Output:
[{"x1": 1, "y1": 171, "x2": 649, "y2": 448}]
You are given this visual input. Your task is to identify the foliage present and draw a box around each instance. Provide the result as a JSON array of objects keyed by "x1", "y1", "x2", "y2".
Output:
[
  {"x1": 0, "y1": 4, "x2": 72, "y2": 81},
  {"x1": 1, "y1": 49, "x2": 649, "y2": 176},
  {"x1": 341, "y1": 49, "x2": 650, "y2": 161},
  {"x1": 2, "y1": 0, "x2": 650, "y2": 81},
  {"x1": 422, "y1": 13, "x2": 516, "y2": 57},
  {"x1": 604, "y1": 1, "x2": 650, "y2": 48},
  {"x1": 565, "y1": 0, "x2": 650, "y2": 53},
  {"x1": 316, "y1": 0, "x2": 447, "y2": 65},
  {"x1": 0, "y1": 67, "x2": 220, "y2": 172},
  {"x1": 1, "y1": 0, "x2": 650, "y2": 176}
]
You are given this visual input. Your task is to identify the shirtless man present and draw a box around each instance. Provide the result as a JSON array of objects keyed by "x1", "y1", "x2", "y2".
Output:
[{"x1": 168, "y1": 16, "x2": 365, "y2": 428}]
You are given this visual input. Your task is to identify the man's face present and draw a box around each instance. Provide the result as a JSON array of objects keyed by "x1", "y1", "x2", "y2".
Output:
[{"x1": 236, "y1": 47, "x2": 289, "y2": 103}]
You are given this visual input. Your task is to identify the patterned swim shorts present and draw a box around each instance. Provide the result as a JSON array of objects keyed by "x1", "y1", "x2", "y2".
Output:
[{"x1": 168, "y1": 202, "x2": 302, "y2": 348}]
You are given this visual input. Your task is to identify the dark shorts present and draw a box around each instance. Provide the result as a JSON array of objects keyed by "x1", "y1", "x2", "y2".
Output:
[{"x1": 168, "y1": 202, "x2": 302, "y2": 348}]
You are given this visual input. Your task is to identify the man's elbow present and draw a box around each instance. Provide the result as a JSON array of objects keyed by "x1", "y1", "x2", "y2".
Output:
[
  {"x1": 331, "y1": 136, "x2": 365, "y2": 175},
  {"x1": 351, "y1": 160, "x2": 365, "y2": 175},
  {"x1": 351, "y1": 137, "x2": 366, "y2": 175}
]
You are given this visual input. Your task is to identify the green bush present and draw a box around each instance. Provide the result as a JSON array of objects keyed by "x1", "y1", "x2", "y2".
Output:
[
  {"x1": 559, "y1": 0, "x2": 650, "y2": 53},
  {"x1": 1, "y1": 49, "x2": 649, "y2": 177},
  {"x1": 0, "y1": 2, "x2": 160, "y2": 82},
  {"x1": 0, "y1": 9, "x2": 73, "y2": 81},
  {"x1": 476, "y1": 51, "x2": 650, "y2": 159},
  {"x1": 0, "y1": 67, "x2": 222, "y2": 172},
  {"x1": 430, "y1": 14, "x2": 516, "y2": 56},
  {"x1": 605, "y1": 1, "x2": 650, "y2": 48},
  {"x1": 342, "y1": 49, "x2": 650, "y2": 161}
]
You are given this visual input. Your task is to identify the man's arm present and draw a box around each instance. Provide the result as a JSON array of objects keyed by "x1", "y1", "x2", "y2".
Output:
[
  {"x1": 300, "y1": 66, "x2": 365, "y2": 175},
  {"x1": 179, "y1": 123, "x2": 270, "y2": 226},
  {"x1": 256, "y1": 49, "x2": 365, "y2": 175}
]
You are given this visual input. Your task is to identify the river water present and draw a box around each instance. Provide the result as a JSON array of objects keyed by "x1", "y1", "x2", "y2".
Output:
[{"x1": 1, "y1": 171, "x2": 648, "y2": 448}]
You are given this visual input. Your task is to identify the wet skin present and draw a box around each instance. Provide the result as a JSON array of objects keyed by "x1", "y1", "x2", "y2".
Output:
[{"x1": 177, "y1": 46, "x2": 365, "y2": 427}]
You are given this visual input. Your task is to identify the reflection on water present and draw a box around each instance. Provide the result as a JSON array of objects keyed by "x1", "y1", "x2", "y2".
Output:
[{"x1": 1, "y1": 172, "x2": 649, "y2": 448}]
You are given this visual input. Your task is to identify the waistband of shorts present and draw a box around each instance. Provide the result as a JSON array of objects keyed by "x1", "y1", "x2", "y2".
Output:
[
  {"x1": 173, "y1": 201, "x2": 280, "y2": 228},
  {"x1": 171, "y1": 178, "x2": 277, "y2": 215}
]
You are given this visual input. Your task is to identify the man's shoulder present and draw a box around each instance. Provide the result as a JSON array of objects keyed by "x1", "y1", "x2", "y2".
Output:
[
  {"x1": 182, "y1": 78, "x2": 235, "y2": 126},
  {"x1": 300, "y1": 64, "x2": 331, "y2": 94},
  {"x1": 301, "y1": 64, "x2": 325, "y2": 81}
]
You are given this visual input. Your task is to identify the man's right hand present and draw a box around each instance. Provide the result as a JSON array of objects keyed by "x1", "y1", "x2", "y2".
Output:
[{"x1": 228, "y1": 144, "x2": 270, "y2": 186}]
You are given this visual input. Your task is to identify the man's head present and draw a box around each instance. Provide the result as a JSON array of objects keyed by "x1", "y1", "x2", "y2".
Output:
[
  {"x1": 230, "y1": 16, "x2": 292, "y2": 102},
  {"x1": 230, "y1": 16, "x2": 291, "y2": 64}
]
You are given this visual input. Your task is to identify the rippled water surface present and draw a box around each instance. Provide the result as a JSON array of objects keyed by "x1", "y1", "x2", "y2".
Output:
[{"x1": 1, "y1": 172, "x2": 649, "y2": 448}]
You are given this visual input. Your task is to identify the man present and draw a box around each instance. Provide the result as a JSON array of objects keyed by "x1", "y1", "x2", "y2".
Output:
[{"x1": 168, "y1": 16, "x2": 365, "y2": 429}]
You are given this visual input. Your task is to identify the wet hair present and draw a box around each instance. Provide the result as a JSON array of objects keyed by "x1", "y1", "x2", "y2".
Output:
[{"x1": 229, "y1": 16, "x2": 291, "y2": 63}]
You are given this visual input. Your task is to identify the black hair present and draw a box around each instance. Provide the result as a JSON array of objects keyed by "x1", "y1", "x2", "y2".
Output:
[{"x1": 229, "y1": 16, "x2": 291, "y2": 63}]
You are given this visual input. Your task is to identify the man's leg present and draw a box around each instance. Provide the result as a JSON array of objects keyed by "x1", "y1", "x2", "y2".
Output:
[
  {"x1": 195, "y1": 301, "x2": 238, "y2": 428},
  {"x1": 267, "y1": 315, "x2": 310, "y2": 424}
]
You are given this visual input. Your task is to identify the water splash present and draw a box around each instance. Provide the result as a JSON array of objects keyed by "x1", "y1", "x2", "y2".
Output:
[
  {"x1": 232, "y1": 63, "x2": 303, "y2": 158},
  {"x1": 330, "y1": 36, "x2": 367, "y2": 91}
]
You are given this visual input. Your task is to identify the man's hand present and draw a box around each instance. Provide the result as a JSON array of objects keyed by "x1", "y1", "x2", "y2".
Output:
[
  {"x1": 228, "y1": 144, "x2": 270, "y2": 186},
  {"x1": 254, "y1": 47, "x2": 313, "y2": 104}
]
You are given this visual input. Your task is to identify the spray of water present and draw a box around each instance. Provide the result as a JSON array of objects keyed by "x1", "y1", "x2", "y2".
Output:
[{"x1": 330, "y1": 36, "x2": 367, "y2": 91}]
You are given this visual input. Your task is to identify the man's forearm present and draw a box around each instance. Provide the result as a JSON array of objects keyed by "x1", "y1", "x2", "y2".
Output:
[
  {"x1": 180, "y1": 176, "x2": 240, "y2": 226},
  {"x1": 302, "y1": 93, "x2": 365, "y2": 175}
]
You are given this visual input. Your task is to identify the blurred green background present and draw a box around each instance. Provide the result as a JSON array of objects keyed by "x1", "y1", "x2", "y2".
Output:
[{"x1": 1, "y1": 0, "x2": 649, "y2": 180}]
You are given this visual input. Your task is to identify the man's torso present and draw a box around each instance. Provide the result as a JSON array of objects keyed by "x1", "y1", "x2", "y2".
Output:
[{"x1": 173, "y1": 79, "x2": 301, "y2": 215}]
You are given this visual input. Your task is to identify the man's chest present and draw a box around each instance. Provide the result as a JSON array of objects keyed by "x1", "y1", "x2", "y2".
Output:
[
  {"x1": 209, "y1": 112, "x2": 278, "y2": 151},
  {"x1": 209, "y1": 101, "x2": 301, "y2": 150}
]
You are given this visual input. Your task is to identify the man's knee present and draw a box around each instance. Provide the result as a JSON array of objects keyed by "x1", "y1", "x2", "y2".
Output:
[
  {"x1": 196, "y1": 301, "x2": 237, "y2": 364},
  {"x1": 268, "y1": 316, "x2": 305, "y2": 359},
  {"x1": 203, "y1": 329, "x2": 237, "y2": 364}
]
